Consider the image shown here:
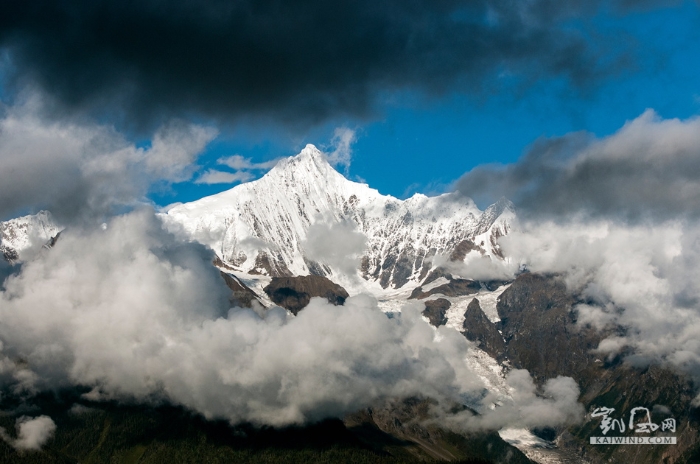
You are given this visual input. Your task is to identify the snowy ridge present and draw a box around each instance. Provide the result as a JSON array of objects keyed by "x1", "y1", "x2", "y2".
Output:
[
  {"x1": 165, "y1": 144, "x2": 515, "y2": 289},
  {"x1": 0, "y1": 211, "x2": 61, "y2": 262}
]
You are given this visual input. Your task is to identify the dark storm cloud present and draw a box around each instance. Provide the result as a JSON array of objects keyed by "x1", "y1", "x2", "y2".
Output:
[
  {"x1": 0, "y1": 0, "x2": 676, "y2": 130},
  {"x1": 455, "y1": 110, "x2": 700, "y2": 222}
]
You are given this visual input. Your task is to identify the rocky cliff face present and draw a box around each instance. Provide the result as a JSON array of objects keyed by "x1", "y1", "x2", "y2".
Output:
[
  {"x1": 164, "y1": 145, "x2": 514, "y2": 289},
  {"x1": 497, "y1": 273, "x2": 602, "y2": 385},
  {"x1": 462, "y1": 298, "x2": 506, "y2": 361},
  {"x1": 421, "y1": 298, "x2": 451, "y2": 327}
]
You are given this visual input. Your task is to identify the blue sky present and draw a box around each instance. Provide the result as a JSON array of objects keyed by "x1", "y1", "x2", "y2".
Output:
[
  {"x1": 1, "y1": 1, "x2": 699, "y2": 212},
  {"x1": 146, "y1": 1, "x2": 700, "y2": 208}
]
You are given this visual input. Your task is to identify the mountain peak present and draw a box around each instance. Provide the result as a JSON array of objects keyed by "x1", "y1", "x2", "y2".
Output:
[
  {"x1": 268, "y1": 143, "x2": 336, "y2": 180},
  {"x1": 288, "y1": 144, "x2": 327, "y2": 165},
  {"x1": 165, "y1": 145, "x2": 510, "y2": 289},
  {"x1": 299, "y1": 143, "x2": 323, "y2": 158}
]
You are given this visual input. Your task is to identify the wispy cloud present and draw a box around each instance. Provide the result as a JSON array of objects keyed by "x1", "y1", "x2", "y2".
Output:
[
  {"x1": 193, "y1": 154, "x2": 283, "y2": 185},
  {"x1": 194, "y1": 169, "x2": 254, "y2": 185},
  {"x1": 325, "y1": 127, "x2": 356, "y2": 170},
  {"x1": 217, "y1": 155, "x2": 280, "y2": 171}
]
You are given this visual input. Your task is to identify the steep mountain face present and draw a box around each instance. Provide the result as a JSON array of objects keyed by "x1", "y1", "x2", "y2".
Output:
[
  {"x1": 165, "y1": 145, "x2": 514, "y2": 289},
  {"x1": 497, "y1": 273, "x2": 599, "y2": 385},
  {"x1": 0, "y1": 211, "x2": 61, "y2": 263}
]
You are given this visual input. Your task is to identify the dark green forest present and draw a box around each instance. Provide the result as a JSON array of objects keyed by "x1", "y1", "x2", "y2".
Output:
[{"x1": 0, "y1": 390, "x2": 504, "y2": 464}]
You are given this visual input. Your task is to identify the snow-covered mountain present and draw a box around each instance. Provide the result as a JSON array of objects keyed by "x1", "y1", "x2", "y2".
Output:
[
  {"x1": 165, "y1": 144, "x2": 514, "y2": 289},
  {"x1": 0, "y1": 211, "x2": 61, "y2": 263}
]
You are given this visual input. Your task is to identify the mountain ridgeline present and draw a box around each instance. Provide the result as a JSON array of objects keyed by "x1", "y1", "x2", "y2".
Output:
[{"x1": 164, "y1": 145, "x2": 514, "y2": 289}]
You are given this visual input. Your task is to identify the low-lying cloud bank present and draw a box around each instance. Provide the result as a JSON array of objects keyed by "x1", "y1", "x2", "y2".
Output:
[{"x1": 0, "y1": 209, "x2": 581, "y2": 430}]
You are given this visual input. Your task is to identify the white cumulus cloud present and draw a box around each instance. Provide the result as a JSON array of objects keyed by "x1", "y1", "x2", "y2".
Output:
[{"x1": 0, "y1": 415, "x2": 56, "y2": 451}]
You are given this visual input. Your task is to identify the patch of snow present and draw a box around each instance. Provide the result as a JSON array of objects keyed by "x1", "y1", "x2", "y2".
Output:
[
  {"x1": 476, "y1": 283, "x2": 511, "y2": 323},
  {"x1": 499, "y1": 428, "x2": 589, "y2": 464}
]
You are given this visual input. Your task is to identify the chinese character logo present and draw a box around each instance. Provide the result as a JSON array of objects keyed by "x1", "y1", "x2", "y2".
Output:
[
  {"x1": 592, "y1": 407, "x2": 625, "y2": 435},
  {"x1": 592, "y1": 406, "x2": 676, "y2": 436}
]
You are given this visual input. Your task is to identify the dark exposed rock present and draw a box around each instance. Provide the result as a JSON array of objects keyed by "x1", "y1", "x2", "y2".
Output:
[
  {"x1": 220, "y1": 272, "x2": 265, "y2": 308},
  {"x1": 481, "y1": 279, "x2": 508, "y2": 291},
  {"x1": 422, "y1": 298, "x2": 451, "y2": 327},
  {"x1": 462, "y1": 299, "x2": 506, "y2": 361},
  {"x1": 408, "y1": 287, "x2": 426, "y2": 299},
  {"x1": 263, "y1": 275, "x2": 349, "y2": 315},
  {"x1": 489, "y1": 227, "x2": 506, "y2": 259},
  {"x1": 359, "y1": 255, "x2": 372, "y2": 280},
  {"x1": 416, "y1": 249, "x2": 436, "y2": 283},
  {"x1": 367, "y1": 245, "x2": 432, "y2": 289},
  {"x1": 391, "y1": 248, "x2": 415, "y2": 289},
  {"x1": 570, "y1": 364, "x2": 699, "y2": 464},
  {"x1": 449, "y1": 239, "x2": 484, "y2": 261},
  {"x1": 410, "y1": 277, "x2": 481, "y2": 300}
]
